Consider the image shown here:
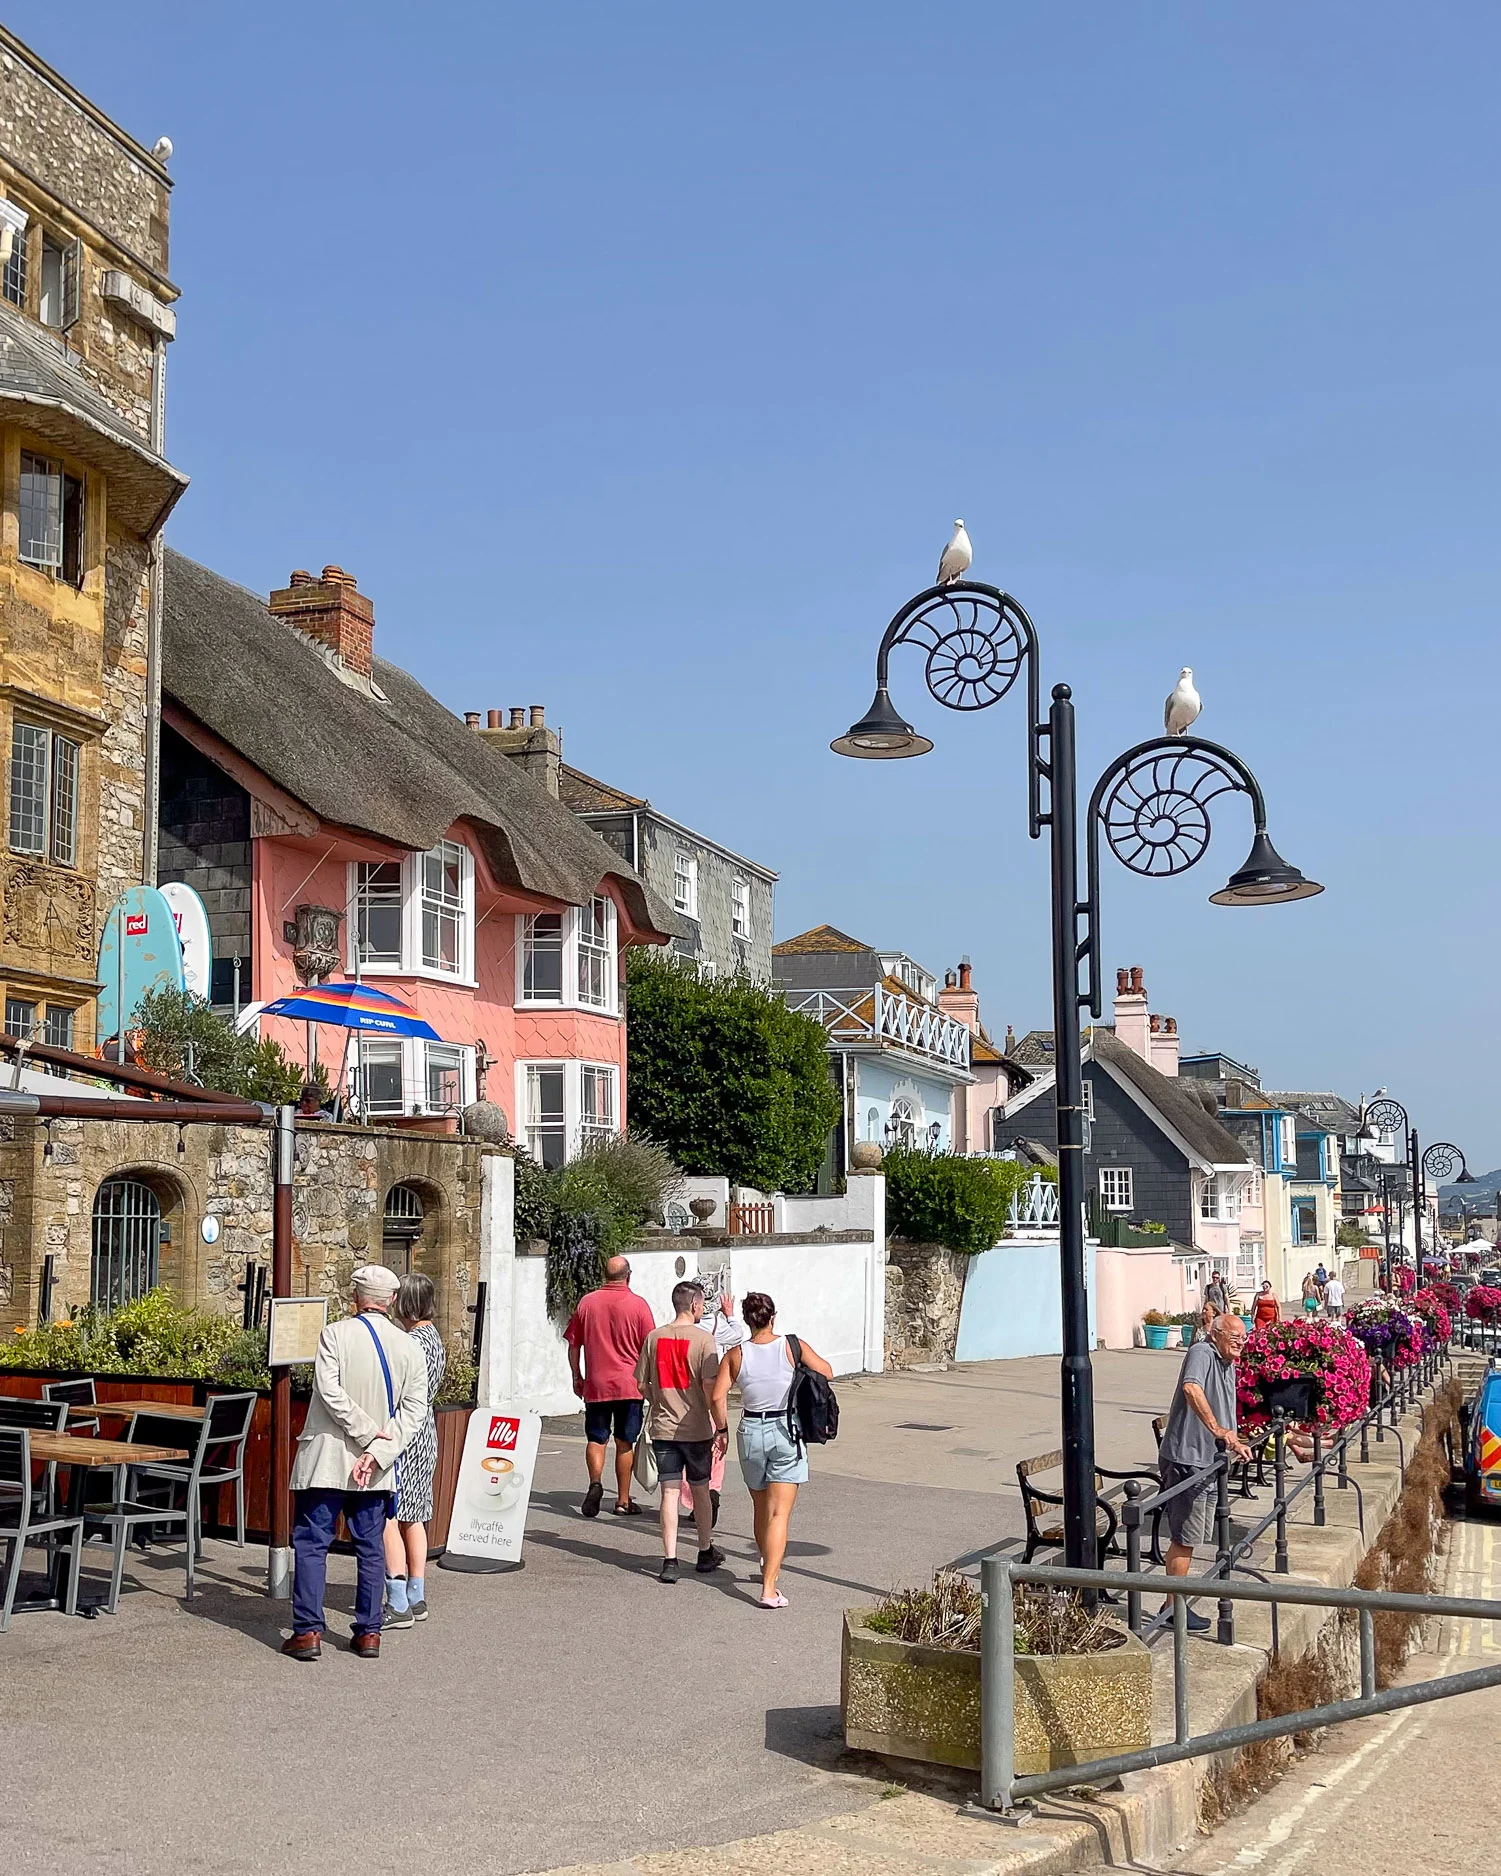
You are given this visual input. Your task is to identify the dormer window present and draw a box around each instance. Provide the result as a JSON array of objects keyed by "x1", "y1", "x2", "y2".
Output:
[
  {"x1": 516, "y1": 896, "x2": 619, "y2": 1015},
  {"x1": 349, "y1": 841, "x2": 474, "y2": 980}
]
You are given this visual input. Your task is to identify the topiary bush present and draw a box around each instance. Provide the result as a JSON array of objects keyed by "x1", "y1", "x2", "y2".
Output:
[{"x1": 883, "y1": 1148, "x2": 1040, "y2": 1255}]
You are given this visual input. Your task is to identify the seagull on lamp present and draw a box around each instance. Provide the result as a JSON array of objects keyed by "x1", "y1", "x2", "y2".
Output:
[
  {"x1": 1164, "y1": 667, "x2": 1202, "y2": 736},
  {"x1": 936, "y1": 520, "x2": 972, "y2": 586}
]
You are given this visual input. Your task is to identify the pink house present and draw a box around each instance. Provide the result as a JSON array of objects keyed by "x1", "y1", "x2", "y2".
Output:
[
  {"x1": 935, "y1": 959, "x2": 1033, "y2": 1153},
  {"x1": 158, "y1": 553, "x2": 668, "y2": 1156}
]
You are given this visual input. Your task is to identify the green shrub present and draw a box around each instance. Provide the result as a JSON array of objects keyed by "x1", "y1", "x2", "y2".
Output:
[
  {"x1": 884, "y1": 1148, "x2": 1039, "y2": 1255},
  {"x1": 0, "y1": 1289, "x2": 273, "y2": 1386},
  {"x1": 623, "y1": 950, "x2": 841, "y2": 1194},
  {"x1": 542, "y1": 1133, "x2": 684, "y2": 1321},
  {"x1": 132, "y1": 986, "x2": 322, "y2": 1106}
]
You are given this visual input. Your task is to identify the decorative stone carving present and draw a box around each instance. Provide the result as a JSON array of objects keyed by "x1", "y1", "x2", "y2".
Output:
[
  {"x1": 292, "y1": 903, "x2": 343, "y2": 984},
  {"x1": 2, "y1": 861, "x2": 96, "y2": 963}
]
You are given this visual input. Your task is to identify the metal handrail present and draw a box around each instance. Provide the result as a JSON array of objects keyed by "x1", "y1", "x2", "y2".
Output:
[{"x1": 980, "y1": 1555, "x2": 1501, "y2": 1815}]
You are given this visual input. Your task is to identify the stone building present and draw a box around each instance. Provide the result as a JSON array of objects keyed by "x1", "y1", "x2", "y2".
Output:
[
  {"x1": 0, "y1": 1105, "x2": 501, "y2": 1342},
  {"x1": 0, "y1": 28, "x2": 185, "y2": 1053}
]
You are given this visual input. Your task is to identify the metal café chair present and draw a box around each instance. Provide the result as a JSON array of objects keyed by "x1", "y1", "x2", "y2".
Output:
[
  {"x1": 43, "y1": 1377, "x2": 99, "y2": 1436},
  {"x1": 86, "y1": 1409, "x2": 206, "y2": 1613},
  {"x1": 129, "y1": 1392, "x2": 258, "y2": 1551},
  {"x1": 0, "y1": 1397, "x2": 70, "y2": 1518},
  {"x1": 0, "y1": 1427, "x2": 86, "y2": 1631}
]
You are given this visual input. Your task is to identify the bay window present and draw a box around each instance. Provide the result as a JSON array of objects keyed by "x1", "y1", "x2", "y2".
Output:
[
  {"x1": 349, "y1": 841, "x2": 474, "y2": 979},
  {"x1": 357, "y1": 1042, "x2": 404, "y2": 1116},
  {"x1": 353, "y1": 1038, "x2": 475, "y2": 1117},
  {"x1": 1200, "y1": 1174, "x2": 1243, "y2": 1223},
  {"x1": 516, "y1": 896, "x2": 619, "y2": 1015},
  {"x1": 517, "y1": 1059, "x2": 620, "y2": 1165}
]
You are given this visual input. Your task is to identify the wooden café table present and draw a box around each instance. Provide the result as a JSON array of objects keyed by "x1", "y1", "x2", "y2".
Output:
[
  {"x1": 21, "y1": 1431, "x2": 189, "y2": 1614},
  {"x1": 67, "y1": 1398, "x2": 206, "y2": 1424}
]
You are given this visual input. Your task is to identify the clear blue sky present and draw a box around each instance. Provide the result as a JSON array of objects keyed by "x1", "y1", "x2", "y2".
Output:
[{"x1": 22, "y1": 4, "x2": 1501, "y2": 1165}]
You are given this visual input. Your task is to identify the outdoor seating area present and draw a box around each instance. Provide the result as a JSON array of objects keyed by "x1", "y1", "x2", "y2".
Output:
[{"x1": 0, "y1": 1388, "x2": 257, "y2": 1628}]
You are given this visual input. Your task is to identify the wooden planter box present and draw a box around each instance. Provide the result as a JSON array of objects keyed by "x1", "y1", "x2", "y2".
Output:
[
  {"x1": 841, "y1": 1609, "x2": 1152, "y2": 1775},
  {"x1": 0, "y1": 1370, "x2": 473, "y2": 1552}
]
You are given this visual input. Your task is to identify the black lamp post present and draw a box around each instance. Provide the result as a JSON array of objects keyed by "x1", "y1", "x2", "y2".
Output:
[
  {"x1": 832, "y1": 577, "x2": 1321, "y2": 1567},
  {"x1": 1360, "y1": 1096, "x2": 1473, "y2": 1287}
]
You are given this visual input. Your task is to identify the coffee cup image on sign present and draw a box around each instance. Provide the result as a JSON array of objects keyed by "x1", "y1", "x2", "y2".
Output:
[{"x1": 475, "y1": 1455, "x2": 526, "y2": 1512}]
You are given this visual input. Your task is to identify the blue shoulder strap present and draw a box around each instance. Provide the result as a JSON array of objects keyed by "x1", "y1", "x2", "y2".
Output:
[{"x1": 355, "y1": 1312, "x2": 400, "y2": 1495}]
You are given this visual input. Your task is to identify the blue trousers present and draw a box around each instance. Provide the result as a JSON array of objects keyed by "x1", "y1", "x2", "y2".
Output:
[{"x1": 291, "y1": 1489, "x2": 388, "y2": 1637}]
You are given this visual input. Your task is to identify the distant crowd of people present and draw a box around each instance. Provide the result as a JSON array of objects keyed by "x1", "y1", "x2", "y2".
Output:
[{"x1": 564, "y1": 1256, "x2": 832, "y2": 1606}]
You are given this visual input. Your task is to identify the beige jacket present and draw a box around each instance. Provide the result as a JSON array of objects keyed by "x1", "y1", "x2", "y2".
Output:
[{"x1": 289, "y1": 1310, "x2": 431, "y2": 1493}]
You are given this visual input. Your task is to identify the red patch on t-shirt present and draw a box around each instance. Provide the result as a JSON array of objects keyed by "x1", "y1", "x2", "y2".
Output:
[{"x1": 655, "y1": 1337, "x2": 693, "y2": 1391}]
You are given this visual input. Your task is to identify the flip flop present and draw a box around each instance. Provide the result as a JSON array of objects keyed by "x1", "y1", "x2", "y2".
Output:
[
  {"x1": 758, "y1": 1592, "x2": 790, "y2": 1609},
  {"x1": 612, "y1": 1500, "x2": 644, "y2": 1516}
]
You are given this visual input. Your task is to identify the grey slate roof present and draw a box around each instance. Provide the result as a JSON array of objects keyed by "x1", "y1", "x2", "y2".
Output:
[
  {"x1": 162, "y1": 550, "x2": 667, "y2": 933},
  {"x1": 1260, "y1": 1092, "x2": 1363, "y2": 1133},
  {"x1": 1092, "y1": 1031, "x2": 1250, "y2": 1168},
  {"x1": 0, "y1": 306, "x2": 187, "y2": 534}
]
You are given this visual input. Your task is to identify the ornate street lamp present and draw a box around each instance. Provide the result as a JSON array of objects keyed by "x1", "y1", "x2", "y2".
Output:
[
  {"x1": 1360, "y1": 1095, "x2": 1473, "y2": 1284},
  {"x1": 832, "y1": 578, "x2": 1321, "y2": 1568}
]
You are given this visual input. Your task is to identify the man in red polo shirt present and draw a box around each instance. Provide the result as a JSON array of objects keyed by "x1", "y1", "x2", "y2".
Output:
[{"x1": 565, "y1": 1255, "x2": 658, "y2": 1518}]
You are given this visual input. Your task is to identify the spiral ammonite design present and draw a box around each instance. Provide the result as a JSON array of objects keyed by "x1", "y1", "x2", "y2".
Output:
[
  {"x1": 1363, "y1": 1099, "x2": 1408, "y2": 1137},
  {"x1": 1422, "y1": 1142, "x2": 1464, "y2": 1183},
  {"x1": 1099, "y1": 749, "x2": 1241, "y2": 878},
  {"x1": 891, "y1": 590, "x2": 1026, "y2": 711}
]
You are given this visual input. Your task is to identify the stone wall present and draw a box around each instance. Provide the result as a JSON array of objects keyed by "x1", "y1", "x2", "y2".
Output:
[
  {"x1": 0, "y1": 1113, "x2": 502, "y2": 1344},
  {"x1": 884, "y1": 1239, "x2": 969, "y2": 1370}
]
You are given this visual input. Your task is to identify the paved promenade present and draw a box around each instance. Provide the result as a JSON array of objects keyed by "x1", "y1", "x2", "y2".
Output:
[{"x1": 1, "y1": 1352, "x2": 1185, "y2": 1876}]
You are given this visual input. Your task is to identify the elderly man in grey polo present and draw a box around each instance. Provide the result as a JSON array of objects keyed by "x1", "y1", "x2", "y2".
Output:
[
  {"x1": 1157, "y1": 1311, "x2": 1251, "y2": 1633},
  {"x1": 282, "y1": 1264, "x2": 429, "y2": 1662}
]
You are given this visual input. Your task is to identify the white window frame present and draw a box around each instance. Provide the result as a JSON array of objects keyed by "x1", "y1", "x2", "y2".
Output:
[
  {"x1": 1279, "y1": 1114, "x2": 1297, "y2": 1169},
  {"x1": 1081, "y1": 1080, "x2": 1094, "y2": 1122},
  {"x1": 354, "y1": 1037, "x2": 476, "y2": 1118},
  {"x1": 514, "y1": 897, "x2": 620, "y2": 1016},
  {"x1": 731, "y1": 876, "x2": 750, "y2": 940},
  {"x1": 1199, "y1": 1173, "x2": 1243, "y2": 1223},
  {"x1": 673, "y1": 851, "x2": 698, "y2": 919},
  {"x1": 1099, "y1": 1166, "x2": 1134, "y2": 1212},
  {"x1": 346, "y1": 841, "x2": 475, "y2": 984},
  {"x1": 515, "y1": 1058, "x2": 620, "y2": 1163}
]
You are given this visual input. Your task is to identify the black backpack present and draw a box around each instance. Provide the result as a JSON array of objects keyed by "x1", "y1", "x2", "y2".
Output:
[{"x1": 786, "y1": 1333, "x2": 839, "y2": 1445}]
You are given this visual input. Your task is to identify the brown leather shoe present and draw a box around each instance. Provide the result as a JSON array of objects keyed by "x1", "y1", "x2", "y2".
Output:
[
  {"x1": 281, "y1": 1630, "x2": 322, "y2": 1661},
  {"x1": 350, "y1": 1631, "x2": 380, "y2": 1660}
]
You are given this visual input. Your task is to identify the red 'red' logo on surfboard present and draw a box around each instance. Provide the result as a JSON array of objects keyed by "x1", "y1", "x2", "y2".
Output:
[
  {"x1": 125, "y1": 913, "x2": 148, "y2": 935},
  {"x1": 487, "y1": 1416, "x2": 519, "y2": 1451}
]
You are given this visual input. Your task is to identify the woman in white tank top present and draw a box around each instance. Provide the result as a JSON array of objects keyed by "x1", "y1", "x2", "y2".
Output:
[{"x1": 711, "y1": 1291, "x2": 834, "y2": 1609}]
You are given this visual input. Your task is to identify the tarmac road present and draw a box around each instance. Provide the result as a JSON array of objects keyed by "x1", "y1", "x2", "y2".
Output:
[{"x1": 0, "y1": 1352, "x2": 1183, "y2": 1876}]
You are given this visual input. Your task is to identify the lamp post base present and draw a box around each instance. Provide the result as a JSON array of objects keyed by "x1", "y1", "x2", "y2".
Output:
[{"x1": 267, "y1": 1546, "x2": 292, "y2": 1599}]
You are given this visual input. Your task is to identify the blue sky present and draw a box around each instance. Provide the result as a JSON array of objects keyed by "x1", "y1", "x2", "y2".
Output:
[{"x1": 23, "y1": 4, "x2": 1501, "y2": 1164}]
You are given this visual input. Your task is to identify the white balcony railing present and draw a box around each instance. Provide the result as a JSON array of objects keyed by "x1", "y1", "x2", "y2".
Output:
[
  {"x1": 1008, "y1": 1174, "x2": 1060, "y2": 1227},
  {"x1": 783, "y1": 985, "x2": 971, "y2": 1071}
]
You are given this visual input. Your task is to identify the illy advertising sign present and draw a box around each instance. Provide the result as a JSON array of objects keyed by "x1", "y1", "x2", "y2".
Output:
[{"x1": 444, "y1": 1407, "x2": 542, "y2": 1569}]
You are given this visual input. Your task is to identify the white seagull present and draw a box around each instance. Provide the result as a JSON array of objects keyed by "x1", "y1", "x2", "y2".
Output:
[
  {"x1": 1163, "y1": 667, "x2": 1202, "y2": 736},
  {"x1": 936, "y1": 519, "x2": 972, "y2": 585}
]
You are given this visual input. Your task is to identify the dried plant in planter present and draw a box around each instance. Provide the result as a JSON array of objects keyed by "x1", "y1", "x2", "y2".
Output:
[{"x1": 866, "y1": 1573, "x2": 1123, "y2": 1657}]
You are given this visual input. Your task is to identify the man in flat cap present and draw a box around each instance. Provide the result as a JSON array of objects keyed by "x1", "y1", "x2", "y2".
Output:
[{"x1": 282, "y1": 1264, "x2": 430, "y2": 1661}]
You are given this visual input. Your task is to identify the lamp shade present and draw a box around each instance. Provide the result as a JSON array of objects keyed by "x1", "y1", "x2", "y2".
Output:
[
  {"x1": 1208, "y1": 831, "x2": 1324, "y2": 907},
  {"x1": 1455, "y1": 1167, "x2": 1478, "y2": 1185},
  {"x1": 830, "y1": 686, "x2": 933, "y2": 760}
]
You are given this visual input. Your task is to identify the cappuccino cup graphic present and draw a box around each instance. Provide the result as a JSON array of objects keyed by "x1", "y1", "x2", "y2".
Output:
[{"x1": 476, "y1": 1454, "x2": 526, "y2": 1513}]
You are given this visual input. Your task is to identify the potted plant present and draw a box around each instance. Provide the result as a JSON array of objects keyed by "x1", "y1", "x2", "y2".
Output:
[
  {"x1": 1141, "y1": 1308, "x2": 1173, "y2": 1350},
  {"x1": 842, "y1": 1573, "x2": 1151, "y2": 1774},
  {"x1": 1237, "y1": 1320, "x2": 1370, "y2": 1435}
]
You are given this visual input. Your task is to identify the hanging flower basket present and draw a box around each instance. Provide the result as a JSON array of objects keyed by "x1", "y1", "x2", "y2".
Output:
[
  {"x1": 1411, "y1": 1287, "x2": 1453, "y2": 1344},
  {"x1": 1347, "y1": 1297, "x2": 1425, "y2": 1370},
  {"x1": 1465, "y1": 1286, "x2": 1501, "y2": 1326},
  {"x1": 1237, "y1": 1320, "x2": 1370, "y2": 1433}
]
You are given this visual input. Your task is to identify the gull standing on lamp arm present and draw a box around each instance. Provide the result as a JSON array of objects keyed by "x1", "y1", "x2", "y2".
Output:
[{"x1": 831, "y1": 575, "x2": 1322, "y2": 1572}]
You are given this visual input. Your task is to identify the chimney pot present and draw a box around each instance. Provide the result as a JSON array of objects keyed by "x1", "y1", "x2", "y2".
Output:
[
  {"x1": 289, "y1": 568, "x2": 312, "y2": 586},
  {"x1": 268, "y1": 563, "x2": 374, "y2": 678},
  {"x1": 1129, "y1": 966, "x2": 1144, "y2": 995},
  {"x1": 1004, "y1": 1024, "x2": 1016, "y2": 1053},
  {"x1": 958, "y1": 960, "x2": 972, "y2": 991},
  {"x1": 319, "y1": 564, "x2": 354, "y2": 587},
  {"x1": 465, "y1": 711, "x2": 481, "y2": 729},
  {"x1": 1116, "y1": 968, "x2": 1129, "y2": 995},
  {"x1": 509, "y1": 708, "x2": 526, "y2": 729},
  {"x1": 1150, "y1": 1014, "x2": 1161, "y2": 1033},
  {"x1": 944, "y1": 968, "x2": 957, "y2": 989},
  {"x1": 486, "y1": 709, "x2": 503, "y2": 729},
  {"x1": 529, "y1": 705, "x2": 546, "y2": 727},
  {"x1": 1166, "y1": 1016, "x2": 1177, "y2": 1035}
]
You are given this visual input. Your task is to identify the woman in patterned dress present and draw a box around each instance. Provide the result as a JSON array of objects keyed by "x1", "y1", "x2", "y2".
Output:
[{"x1": 382, "y1": 1272, "x2": 446, "y2": 1627}]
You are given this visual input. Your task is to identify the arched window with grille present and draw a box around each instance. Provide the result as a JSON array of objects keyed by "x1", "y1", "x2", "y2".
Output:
[
  {"x1": 91, "y1": 1178, "x2": 162, "y2": 1308},
  {"x1": 382, "y1": 1184, "x2": 425, "y2": 1275}
]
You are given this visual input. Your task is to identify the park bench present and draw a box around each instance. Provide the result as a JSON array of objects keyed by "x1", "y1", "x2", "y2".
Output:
[{"x1": 1015, "y1": 1448, "x2": 1162, "y2": 1567}]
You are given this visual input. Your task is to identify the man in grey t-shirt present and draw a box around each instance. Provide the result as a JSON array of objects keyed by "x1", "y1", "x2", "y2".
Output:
[{"x1": 1157, "y1": 1313, "x2": 1250, "y2": 1630}]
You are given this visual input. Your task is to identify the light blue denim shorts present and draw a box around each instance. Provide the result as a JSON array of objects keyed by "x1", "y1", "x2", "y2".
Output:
[{"x1": 738, "y1": 1413, "x2": 809, "y2": 1489}]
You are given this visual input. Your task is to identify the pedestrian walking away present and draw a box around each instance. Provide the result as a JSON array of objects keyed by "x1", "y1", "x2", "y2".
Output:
[
  {"x1": 382, "y1": 1272, "x2": 445, "y2": 1629},
  {"x1": 634, "y1": 1281, "x2": 726, "y2": 1583},
  {"x1": 677, "y1": 1288, "x2": 746, "y2": 1530},
  {"x1": 564, "y1": 1254, "x2": 657, "y2": 1518},
  {"x1": 1301, "y1": 1270, "x2": 1321, "y2": 1315},
  {"x1": 1155, "y1": 1312, "x2": 1252, "y2": 1633},
  {"x1": 1324, "y1": 1271, "x2": 1345, "y2": 1320},
  {"x1": 710, "y1": 1291, "x2": 833, "y2": 1609},
  {"x1": 282, "y1": 1265, "x2": 429, "y2": 1662},
  {"x1": 1252, "y1": 1279, "x2": 1280, "y2": 1329}
]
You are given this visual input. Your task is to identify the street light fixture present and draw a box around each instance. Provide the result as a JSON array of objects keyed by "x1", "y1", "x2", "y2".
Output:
[
  {"x1": 832, "y1": 576, "x2": 1322, "y2": 1568},
  {"x1": 1359, "y1": 1095, "x2": 1472, "y2": 1285}
]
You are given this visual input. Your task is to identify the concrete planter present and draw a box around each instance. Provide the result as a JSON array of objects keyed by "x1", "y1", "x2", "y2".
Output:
[{"x1": 841, "y1": 1609, "x2": 1152, "y2": 1775}]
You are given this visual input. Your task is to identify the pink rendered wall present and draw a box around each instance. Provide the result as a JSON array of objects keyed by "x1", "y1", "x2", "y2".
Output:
[
  {"x1": 251, "y1": 833, "x2": 628, "y2": 1107},
  {"x1": 1094, "y1": 1246, "x2": 1194, "y2": 1349}
]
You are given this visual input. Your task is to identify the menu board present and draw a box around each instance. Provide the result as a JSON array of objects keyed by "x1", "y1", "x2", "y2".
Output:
[{"x1": 267, "y1": 1296, "x2": 328, "y2": 1366}]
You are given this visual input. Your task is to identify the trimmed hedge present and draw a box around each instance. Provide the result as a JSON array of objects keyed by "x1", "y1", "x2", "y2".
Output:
[{"x1": 884, "y1": 1148, "x2": 1048, "y2": 1256}]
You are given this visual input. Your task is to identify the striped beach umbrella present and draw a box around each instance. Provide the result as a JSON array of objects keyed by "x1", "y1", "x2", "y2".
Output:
[{"x1": 260, "y1": 980, "x2": 441, "y2": 1040}]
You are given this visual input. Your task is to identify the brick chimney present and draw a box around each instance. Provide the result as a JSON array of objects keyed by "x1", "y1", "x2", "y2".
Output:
[
  {"x1": 1150, "y1": 1012, "x2": 1180, "y2": 1078},
  {"x1": 1113, "y1": 965, "x2": 1151, "y2": 1062},
  {"x1": 475, "y1": 703, "x2": 562, "y2": 798},
  {"x1": 268, "y1": 566, "x2": 374, "y2": 678},
  {"x1": 938, "y1": 955, "x2": 980, "y2": 1034}
]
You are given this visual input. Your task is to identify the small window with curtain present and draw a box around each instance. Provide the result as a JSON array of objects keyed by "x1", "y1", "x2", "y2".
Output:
[
  {"x1": 731, "y1": 876, "x2": 750, "y2": 940},
  {"x1": 524, "y1": 1064, "x2": 567, "y2": 1168},
  {"x1": 420, "y1": 840, "x2": 467, "y2": 974},
  {"x1": 580, "y1": 1063, "x2": 617, "y2": 1148},
  {"x1": 673, "y1": 852, "x2": 698, "y2": 918},
  {"x1": 18, "y1": 452, "x2": 85, "y2": 585},
  {"x1": 522, "y1": 912, "x2": 564, "y2": 1001},
  {"x1": 577, "y1": 895, "x2": 615, "y2": 1008},
  {"x1": 357, "y1": 1041, "x2": 404, "y2": 1116},
  {"x1": 9, "y1": 721, "x2": 81, "y2": 865},
  {"x1": 425, "y1": 1041, "x2": 464, "y2": 1111}
]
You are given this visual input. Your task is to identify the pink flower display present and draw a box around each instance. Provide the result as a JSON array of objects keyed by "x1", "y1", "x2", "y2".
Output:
[
  {"x1": 1465, "y1": 1286, "x2": 1501, "y2": 1325},
  {"x1": 1347, "y1": 1295, "x2": 1425, "y2": 1370},
  {"x1": 1237, "y1": 1319, "x2": 1372, "y2": 1433},
  {"x1": 1411, "y1": 1287, "x2": 1453, "y2": 1344}
]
